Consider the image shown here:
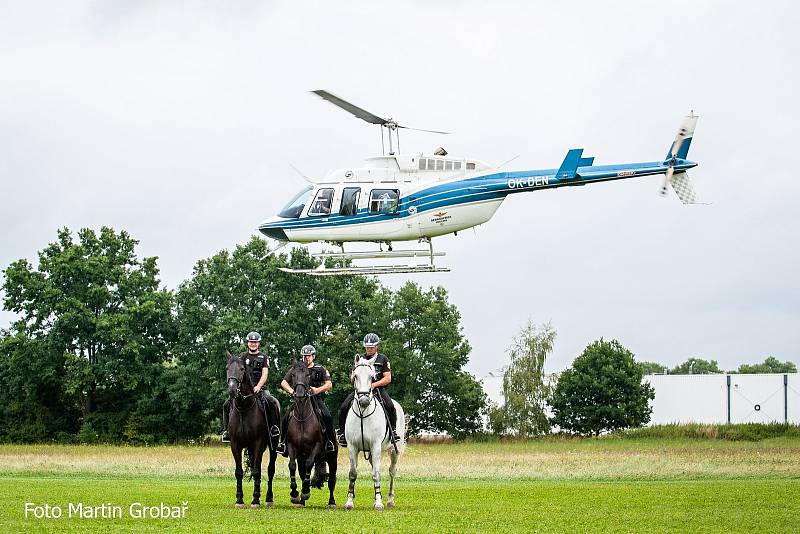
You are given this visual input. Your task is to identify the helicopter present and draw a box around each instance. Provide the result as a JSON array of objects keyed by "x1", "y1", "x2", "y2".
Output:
[{"x1": 259, "y1": 90, "x2": 700, "y2": 276}]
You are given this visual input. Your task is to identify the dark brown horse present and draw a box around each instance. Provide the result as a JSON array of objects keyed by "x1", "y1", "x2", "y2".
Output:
[
  {"x1": 285, "y1": 358, "x2": 338, "y2": 507},
  {"x1": 225, "y1": 351, "x2": 278, "y2": 508}
]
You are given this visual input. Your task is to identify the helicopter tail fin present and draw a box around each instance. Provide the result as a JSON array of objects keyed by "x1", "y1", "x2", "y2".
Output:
[
  {"x1": 555, "y1": 148, "x2": 594, "y2": 181},
  {"x1": 665, "y1": 112, "x2": 699, "y2": 161}
]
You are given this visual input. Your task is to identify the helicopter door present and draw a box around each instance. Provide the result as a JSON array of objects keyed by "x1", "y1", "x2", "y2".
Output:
[
  {"x1": 368, "y1": 188, "x2": 407, "y2": 238},
  {"x1": 339, "y1": 187, "x2": 361, "y2": 216}
]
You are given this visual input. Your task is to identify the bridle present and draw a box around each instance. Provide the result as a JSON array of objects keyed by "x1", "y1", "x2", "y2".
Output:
[
  {"x1": 289, "y1": 362, "x2": 315, "y2": 425},
  {"x1": 351, "y1": 361, "x2": 380, "y2": 458}
]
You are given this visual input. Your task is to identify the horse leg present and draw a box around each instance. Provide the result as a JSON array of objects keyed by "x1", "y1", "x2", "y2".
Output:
[
  {"x1": 345, "y1": 444, "x2": 358, "y2": 511},
  {"x1": 232, "y1": 444, "x2": 245, "y2": 508},
  {"x1": 289, "y1": 448, "x2": 301, "y2": 505},
  {"x1": 301, "y1": 449, "x2": 315, "y2": 501},
  {"x1": 265, "y1": 448, "x2": 276, "y2": 507},
  {"x1": 327, "y1": 449, "x2": 338, "y2": 508},
  {"x1": 250, "y1": 444, "x2": 263, "y2": 508},
  {"x1": 387, "y1": 447, "x2": 398, "y2": 508},
  {"x1": 371, "y1": 441, "x2": 384, "y2": 510}
]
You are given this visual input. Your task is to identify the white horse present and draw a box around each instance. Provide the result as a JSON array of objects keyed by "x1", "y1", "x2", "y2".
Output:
[{"x1": 344, "y1": 357, "x2": 405, "y2": 510}]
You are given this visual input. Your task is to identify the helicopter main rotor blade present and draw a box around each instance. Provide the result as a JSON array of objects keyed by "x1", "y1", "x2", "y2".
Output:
[
  {"x1": 312, "y1": 90, "x2": 387, "y2": 125},
  {"x1": 397, "y1": 125, "x2": 452, "y2": 135}
]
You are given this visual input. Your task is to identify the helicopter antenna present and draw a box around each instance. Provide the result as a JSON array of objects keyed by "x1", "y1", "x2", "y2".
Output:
[
  {"x1": 312, "y1": 90, "x2": 451, "y2": 155},
  {"x1": 289, "y1": 163, "x2": 315, "y2": 184}
]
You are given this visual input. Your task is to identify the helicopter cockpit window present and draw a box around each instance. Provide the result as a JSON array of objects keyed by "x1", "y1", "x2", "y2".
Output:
[
  {"x1": 308, "y1": 188, "x2": 334, "y2": 216},
  {"x1": 369, "y1": 189, "x2": 399, "y2": 214},
  {"x1": 340, "y1": 187, "x2": 361, "y2": 216},
  {"x1": 278, "y1": 185, "x2": 313, "y2": 219}
]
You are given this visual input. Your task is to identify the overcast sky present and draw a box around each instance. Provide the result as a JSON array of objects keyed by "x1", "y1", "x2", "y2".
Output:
[{"x1": 1, "y1": 1, "x2": 798, "y2": 377}]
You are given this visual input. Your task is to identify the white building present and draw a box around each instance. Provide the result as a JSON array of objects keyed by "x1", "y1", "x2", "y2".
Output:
[{"x1": 645, "y1": 373, "x2": 800, "y2": 425}]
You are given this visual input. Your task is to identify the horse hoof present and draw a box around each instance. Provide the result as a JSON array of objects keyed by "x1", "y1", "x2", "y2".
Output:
[
  {"x1": 328, "y1": 503, "x2": 337, "y2": 509},
  {"x1": 235, "y1": 503, "x2": 245, "y2": 509},
  {"x1": 290, "y1": 497, "x2": 301, "y2": 505},
  {"x1": 387, "y1": 500, "x2": 395, "y2": 508},
  {"x1": 251, "y1": 503, "x2": 260, "y2": 509},
  {"x1": 265, "y1": 501, "x2": 274, "y2": 508},
  {"x1": 301, "y1": 493, "x2": 310, "y2": 500},
  {"x1": 345, "y1": 503, "x2": 354, "y2": 511},
  {"x1": 293, "y1": 502, "x2": 304, "y2": 508},
  {"x1": 375, "y1": 503, "x2": 384, "y2": 511}
]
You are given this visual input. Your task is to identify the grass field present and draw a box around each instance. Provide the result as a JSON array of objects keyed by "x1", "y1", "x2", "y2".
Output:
[{"x1": 1, "y1": 437, "x2": 799, "y2": 532}]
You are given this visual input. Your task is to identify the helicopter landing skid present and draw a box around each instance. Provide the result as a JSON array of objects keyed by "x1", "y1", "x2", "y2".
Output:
[{"x1": 279, "y1": 264, "x2": 450, "y2": 276}]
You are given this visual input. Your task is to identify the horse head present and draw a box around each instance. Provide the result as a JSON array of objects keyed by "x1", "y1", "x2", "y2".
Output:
[
  {"x1": 353, "y1": 357, "x2": 377, "y2": 408},
  {"x1": 289, "y1": 358, "x2": 310, "y2": 400},
  {"x1": 225, "y1": 351, "x2": 249, "y2": 399}
]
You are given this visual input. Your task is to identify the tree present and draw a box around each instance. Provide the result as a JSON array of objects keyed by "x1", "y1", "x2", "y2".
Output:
[
  {"x1": 489, "y1": 321, "x2": 555, "y2": 436},
  {"x1": 639, "y1": 361, "x2": 668, "y2": 375},
  {"x1": 550, "y1": 339, "x2": 655, "y2": 436},
  {"x1": 670, "y1": 357, "x2": 722, "y2": 375},
  {"x1": 384, "y1": 282, "x2": 487, "y2": 438},
  {"x1": 735, "y1": 357, "x2": 797, "y2": 374},
  {"x1": 173, "y1": 238, "x2": 486, "y2": 439},
  {"x1": 2, "y1": 227, "x2": 176, "y2": 441}
]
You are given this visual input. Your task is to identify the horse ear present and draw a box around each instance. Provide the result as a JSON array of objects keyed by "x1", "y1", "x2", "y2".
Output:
[{"x1": 225, "y1": 351, "x2": 233, "y2": 360}]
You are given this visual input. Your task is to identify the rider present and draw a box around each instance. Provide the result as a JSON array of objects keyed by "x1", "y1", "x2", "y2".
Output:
[
  {"x1": 276, "y1": 344, "x2": 336, "y2": 456},
  {"x1": 221, "y1": 331, "x2": 282, "y2": 446},
  {"x1": 337, "y1": 333, "x2": 399, "y2": 446}
]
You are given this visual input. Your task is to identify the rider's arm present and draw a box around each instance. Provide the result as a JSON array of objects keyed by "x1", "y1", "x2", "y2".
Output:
[
  {"x1": 371, "y1": 371, "x2": 391, "y2": 389},
  {"x1": 280, "y1": 379, "x2": 294, "y2": 395},
  {"x1": 255, "y1": 366, "x2": 268, "y2": 391},
  {"x1": 313, "y1": 379, "x2": 332, "y2": 395}
]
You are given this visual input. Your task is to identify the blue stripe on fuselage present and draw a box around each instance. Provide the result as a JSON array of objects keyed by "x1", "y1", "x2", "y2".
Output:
[{"x1": 258, "y1": 160, "x2": 696, "y2": 231}]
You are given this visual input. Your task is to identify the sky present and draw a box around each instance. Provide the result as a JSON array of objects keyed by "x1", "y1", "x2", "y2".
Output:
[{"x1": 1, "y1": 1, "x2": 798, "y2": 378}]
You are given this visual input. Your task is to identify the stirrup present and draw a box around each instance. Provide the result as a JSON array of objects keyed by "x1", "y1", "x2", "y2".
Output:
[
  {"x1": 325, "y1": 440, "x2": 335, "y2": 453},
  {"x1": 276, "y1": 442, "x2": 288, "y2": 457},
  {"x1": 270, "y1": 425, "x2": 281, "y2": 438},
  {"x1": 221, "y1": 431, "x2": 230, "y2": 444},
  {"x1": 336, "y1": 430, "x2": 347, "y2": 447},
  {"x1": 389, "y1": 430, "x2": 400, "y2": 444}
]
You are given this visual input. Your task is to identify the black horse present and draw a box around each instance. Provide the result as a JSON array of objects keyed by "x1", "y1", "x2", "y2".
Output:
[
  {"x1": 285, "y1": 358, "x2": 338, "y2": 508},
  {"x1": 225, "y1": 351, "x2": 278, "y2": 508}
]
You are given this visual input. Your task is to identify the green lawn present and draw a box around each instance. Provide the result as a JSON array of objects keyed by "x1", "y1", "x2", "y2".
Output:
[{"x1": 1, "y1": 439, "x2": 799, "y2": 532}]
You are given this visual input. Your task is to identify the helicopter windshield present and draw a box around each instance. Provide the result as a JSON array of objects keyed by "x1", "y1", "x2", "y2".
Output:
[{"x1": 277, "y1": 185, "x2": 313, "y2": 218}]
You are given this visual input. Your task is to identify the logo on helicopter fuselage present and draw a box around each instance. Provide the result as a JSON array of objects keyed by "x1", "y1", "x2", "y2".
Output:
[
  {"x1": 431, "y1": 211, "x2": 452, "y2": 225},
  {"x1": 507, "y1": 176, "x2": 550, "y2": 189}
]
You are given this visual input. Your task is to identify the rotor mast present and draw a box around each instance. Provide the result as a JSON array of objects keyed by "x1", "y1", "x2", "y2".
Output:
[{"x1": 312, "y1": 90, "x2": 450, "y2": 156}]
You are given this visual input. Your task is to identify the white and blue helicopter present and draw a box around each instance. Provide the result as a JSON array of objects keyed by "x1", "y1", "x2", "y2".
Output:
[{"x1": 260, "y1": 90, "x2": 700, "y2": 276}]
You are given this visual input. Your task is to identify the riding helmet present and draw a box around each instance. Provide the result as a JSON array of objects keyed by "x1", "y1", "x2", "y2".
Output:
[
  {"x1": 246, "y1": 331, "x2": 262, "y2": 343},
  {"x1": 300, "y1": 344, "x2": 316, "y2": 356},
  {"x1": 363, "y1": 333, "x2": 380, "y2": 347}
]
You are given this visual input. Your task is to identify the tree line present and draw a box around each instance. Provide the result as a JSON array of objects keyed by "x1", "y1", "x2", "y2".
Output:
[
  {"x1": 0, "y1": 227, "x2": 486, "y2": 443},
  {"x1": 490, "y1": 322, "x2": 797, "y2": 437}
]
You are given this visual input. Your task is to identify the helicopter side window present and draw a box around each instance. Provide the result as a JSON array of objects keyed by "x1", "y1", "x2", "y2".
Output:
[
  {"x1": 466, "y1": 162, "x2": 476, "y2": 170},
  {"x1": 419, "y1": 159, "x2": 426, "y2": 171},
  {"x1": 278, "y1": 185, "x2": 313, "y2": 219},
  {"x1": 445, "y1": 161, "x2": 453, "y2": 171},
  {"x1": 436, "y1": 160, "x2": 444, "y2": 171},
  {"x1": 454, "y1": 161, "x2": 462, "y2": 170},
  {"x1": 369, "y1": 189, "x2": 399, "y2": 214},
  {"x1": 340, "y1": 187, "x2": 361, "y2": 216},
  {"x1": 308, "y1": 188, "x2": 334, "y2": 216}
]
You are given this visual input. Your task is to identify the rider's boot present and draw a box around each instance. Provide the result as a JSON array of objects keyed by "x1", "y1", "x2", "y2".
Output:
[
  {"x1": 275, "y1": 441, "x2": 288, "y2": 457},
  {"x1": 389, "y1": 427, "x2": 400, "y2": 444},
  {"x1": 336, "y1": 428, "x2": 347, "y2": 447}
]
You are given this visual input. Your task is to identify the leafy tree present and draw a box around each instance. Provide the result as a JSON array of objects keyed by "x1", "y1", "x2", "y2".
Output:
[
  {"x1": 735, "y1": 357, "x2": 797, "y2": 374},
  {"x1": 639, "y1": 361, "x2": 668, "y2": 375},
  {"x1": 670, "y1": 357, "x2": 723, "y2": 374},
  {"x1": 384, "y1": 282, "x2": 487, "y2": 438},
  {"x1": 2, "y1": 227, "x2": 176, "y2": 441},
  {"x1": 550, "y1": 339, "x2": 655, "y2": 436},
  {"x1": 173, "y1": 238, "x2": 486, "y2": 439},
  {"x1": 489, "y1": 321, "x2": 555, "y2": 436}
]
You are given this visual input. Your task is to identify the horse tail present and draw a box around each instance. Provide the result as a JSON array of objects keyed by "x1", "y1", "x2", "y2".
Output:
[{"x1": 243, "y1": 448, "x2": 253, "y2": 481}]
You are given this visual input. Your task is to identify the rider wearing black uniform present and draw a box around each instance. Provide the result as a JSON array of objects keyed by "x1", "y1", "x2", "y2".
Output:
[
  {"x1": 222, "y1": 331, "x2": 281, "y2": 447},
  {"x1": 337, "y1": 333, "x2": 399, "y2": 446},
  {"x1": 276, "y1": 344, "x2": 336, "y2": 457}
]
